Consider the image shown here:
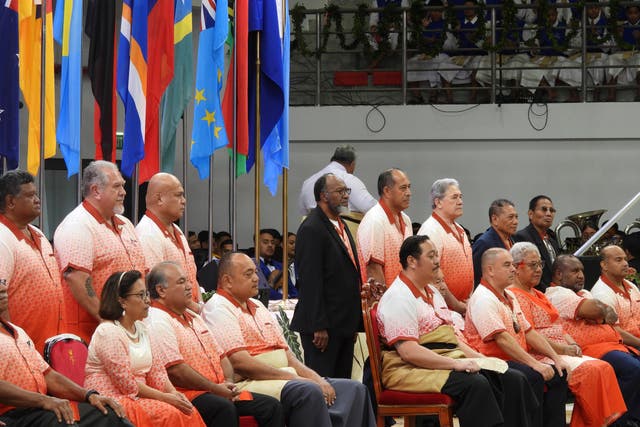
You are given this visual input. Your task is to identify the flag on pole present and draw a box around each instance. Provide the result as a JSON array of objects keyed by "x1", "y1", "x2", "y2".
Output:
[
  {"x1": 53, "y1": 0, "x2": 82, "y2": 177},
  {"x1": 160, "y1": 0, "x2": 194, "y2": 173},
  {"x1": 245, "y1": 0, "x2": 284, "y2": 177},
  {"x1": 140, "y1": 0, "x2": 173, "y2": 183},
  {"x1": 262, "y1": 0, "x2": 289, "y2": 195},
  {"x1": 117, "y1": 0, "x2": 148, "y2": 177},
  {"x1": 222, "y1": 0, "x2": 248, "y2": 176},
  {"x1": 190, "y1": 0, "x2": 229, "y2": 179},
  {"x1": 19, "y1": 0, "x2": 56, "y2": 176},
  {"x1": 85, "y1": 0, "x2": 117, "y2": 162},
  {"x1": 0, "y1": 0, "x2": 20, "y2": 170}
]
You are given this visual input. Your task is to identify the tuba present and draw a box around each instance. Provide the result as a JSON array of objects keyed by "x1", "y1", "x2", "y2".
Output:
[
  {"x1": 554, "y1": 209, "x2": 607, "y2": 253},
  {"x1": 625, "y1": 219, "x2": 640, "y2": 234}
]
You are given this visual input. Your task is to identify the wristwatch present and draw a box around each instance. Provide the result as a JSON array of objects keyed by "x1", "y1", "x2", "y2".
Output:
[{"x1": 84, "y1": 389, "x2": 100, "y2": 402}]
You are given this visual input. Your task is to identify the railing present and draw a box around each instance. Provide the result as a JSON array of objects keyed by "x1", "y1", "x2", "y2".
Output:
[{"x1": 289, "y1": 1, "x2": 640, "y2": 106}]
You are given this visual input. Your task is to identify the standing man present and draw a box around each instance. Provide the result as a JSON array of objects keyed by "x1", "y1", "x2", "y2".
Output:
[
  {"x1": 357, "y1": 168, "x2": 413, "y2": 287},
  {"x1": 0, "y1": 170, "x2": 65, "y2": 353},
  {"x1": 472, "y1": 199, "x2": 519, "y2": 285},
  {"x1": 135, "y1": 172, "x2": 202, "y2": 313},
  {"x1": 54, "y1": 161, "x2": 147, "y2": 343},
  {"x1": 513, "y1": 195, "x2": 561, "y2": 291},
  {"x1": 291, "y1": 174, "x2": 362, "y2": 379},
  {"x1": 417, "y1": 178, "x2": 474, "y2": 304}
]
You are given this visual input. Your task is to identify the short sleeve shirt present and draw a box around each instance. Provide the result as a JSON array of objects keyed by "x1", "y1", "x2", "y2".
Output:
[
  {"x1": 357, "y1": 200, "x2": 412, "y2": 286},
  {"x1": 202, "y1": 290, "x2": 289, "y2": 356},
  {"x1": 135, "y1": 212, "x2": 200, "y2": 302},
  {"x1": 591, "y1": 275, "x2": 640, "y2": 337},
  {"x1": 0, "y1": 215, "x2": 65, "y2": 353},
  {"x1": 418, "y1": 214, "x2": 474, "y2": 301}
]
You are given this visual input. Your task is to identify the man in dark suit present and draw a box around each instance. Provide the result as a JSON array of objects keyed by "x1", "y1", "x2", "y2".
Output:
[
  {"x1": 472, "y1": 199, "x2": 519, "y2": 285},
  {"x1": 291, "y1": 173, "x2": 362, "y2": 379},
  {"x1": 513, "y1": 195, "x2": 561, "y2": 291}
]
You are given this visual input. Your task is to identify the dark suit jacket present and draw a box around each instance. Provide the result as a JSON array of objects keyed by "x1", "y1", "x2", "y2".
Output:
[
  {"x1": 290, "y1": 207, "x2": 363, "y2": 337},
  {"x1": 513, "y1": 223, "x2": 561, "y2": 291},
  {"x1": 472, "y1": 226, "x2": 511, "y2": 285}
]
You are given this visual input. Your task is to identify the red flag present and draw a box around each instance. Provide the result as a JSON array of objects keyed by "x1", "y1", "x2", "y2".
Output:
[
  {"x1": 222, "y1": 0, "x2": 248, "y2": 175},
  {"x1": 140, "y1": 0, "x2": 174, "y2": 183}
]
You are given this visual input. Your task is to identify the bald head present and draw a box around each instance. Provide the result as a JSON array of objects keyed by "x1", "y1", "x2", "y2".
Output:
[
  {"x1": 217, "y1": 252, "x2": 259, "y2": 303},
  {"x1": 145, "y1": 173, "x2": 185, "y2": 223},
  {"x1": 600, "y1": 245, "x2": 629, "y2": 282},
  {"x1": 481, "y1": 248, "x2": 515, "y2": 290},
  {"x1": 481, "y1": 247, "x2": 508, "y2": 272}
]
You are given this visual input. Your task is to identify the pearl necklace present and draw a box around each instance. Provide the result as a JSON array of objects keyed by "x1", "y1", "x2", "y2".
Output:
[{"x1": 114, "y1": 320, "x2": 140, "y2": 341}]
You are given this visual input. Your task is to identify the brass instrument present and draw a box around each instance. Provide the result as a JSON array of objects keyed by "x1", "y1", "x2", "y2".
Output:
[
  {"x1": 554, "y1": 209, "x2": 607, "y2": 254},
  {"x1": 625, "y1": 219, "x2": 640, "y2": 235}
]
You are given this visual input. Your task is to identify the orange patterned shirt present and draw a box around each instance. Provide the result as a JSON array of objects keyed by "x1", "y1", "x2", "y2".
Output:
[{"x1": 591, "y1": 275, "x2": 640, "y2": 338}]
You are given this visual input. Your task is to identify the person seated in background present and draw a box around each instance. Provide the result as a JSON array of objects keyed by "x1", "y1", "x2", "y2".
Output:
[
  {"x1": 257, "y1": 229, "x2": 298, "y2": 300},
  {"x1": 219, "y1": 239, "x2": 234, "y2": 258},
  {"x1": 0, "y1": 281, "x2": 130, "y2": 427},
  {"x1": 581, "y1": 221, "x2": 599, "y2": 243},
  {"x1": 368, "y1": 0, "x2": 409, "y2": 52},
  {"x1": 623, "y1": 231, "x2": 640, "y2": 281},
  {"x1": 145, "y1": 262, "x2": 284, "y2": 427},
  {"x1": 283, "y1": 232, "x2": 297, "y2": 293},
  {"x1": 509, "y1": 243, "x2": 626, "y2": 427},
  {"x1": 211, "y1": 232, "x2": 233, "y2": 262},
  {"x1": 193, "y1": 230, "x2": 213, "y2": 270},
  {"x1": 188, "y1": 231, "x2": 201, "y2": 251},
  {"x1": 547, "y1": 255, "x2": 640, "y2": 426},
  {"x1": 85, "y1": 271, "x2": 206, "y2": 427},
  {"x1": 202, "y1": 252, "x2": 376, "y2": 427},
  {"x1": 606, "y1": 4, "x2": 640, "y2": 101}
]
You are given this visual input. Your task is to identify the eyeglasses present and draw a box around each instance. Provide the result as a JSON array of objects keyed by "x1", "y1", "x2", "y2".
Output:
[
  {"x1": 518, "y1": 261, "x2": 545, "y2": 270},
  {"x1": 125, "y1": 291, "x2": 150, "y2": 300},
  {"x1": 327, "y1": 188, "x2": 351, "y2": 196},
  {"x1": 537, "y1": 207, "x2": 557, "y2": 213}
]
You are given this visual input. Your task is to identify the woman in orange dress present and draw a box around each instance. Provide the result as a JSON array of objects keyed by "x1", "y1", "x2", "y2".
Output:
[
  {"x1": 85, "y1": 270, "x2": 205, "y2": 427},
  {"x1": 510, "y1": 242, "x2": 626, "y2": 427}
]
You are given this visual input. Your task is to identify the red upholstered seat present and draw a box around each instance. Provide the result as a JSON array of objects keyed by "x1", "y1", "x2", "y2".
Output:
[
  {"x1": 239, "y1": 416, "x2": 258, "y2": 427},
  {"x1": 378, "y1": 389, "x2": 455, "y2": 406},
  {"x1": 333, "y1": 71, "x2": 369, "y2": 87},
  {"x1": 44, "y1": 334, "x2": 89, "y2": 386}
]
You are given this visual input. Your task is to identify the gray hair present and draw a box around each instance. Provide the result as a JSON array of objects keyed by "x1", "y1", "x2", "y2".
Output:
[
  {"x1": 146, "y1": 261, "x2": 181, "y2": 299},
  {"x1": 330, "y1": 145, "x2": 356, "y2": 164},
  {"x1": 430, "y1": 178, "x2": 459, "y2": 209},
  {"x1": 82, "y1": 160, "x2": 119, "y2": 198},
  {"x1": 510, "y1": 242, "x2": 540, "y2": 264}
]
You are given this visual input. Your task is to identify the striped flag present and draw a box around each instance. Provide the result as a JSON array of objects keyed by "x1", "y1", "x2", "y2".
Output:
[
  {"x1": 0, "y1": 0, "x2": 20, "y2": 170},
  {"x1": 53, "y1": 0, "x2": 82, "y2": 177},
  {"x1": 190, "y1": 0, "x2": 229, "y2": 179},
  {"x1": 117, "y1": 0, "x2": 148, "y2": 177}
]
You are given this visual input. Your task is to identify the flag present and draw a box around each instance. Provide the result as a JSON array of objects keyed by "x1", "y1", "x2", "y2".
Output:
[
  {"x1": 19, "y1": 0, "x2": 56, "y2": 176},
  {"x1": 140, "y1": 0, "x2": 173, "y2": 183},
  {"x1": 53, "y1": 0, "x2": 82, "y2": 177},
  {"x1": 190, "y1": 0, "x2": 229, "y2": 179},
  {"x1": 117, "y1": 0, "x2": 148, "y2": 177},
  {"x1": 0, "y1": 0, "x2": 20, "y2": 170},
  {"x1": 262, "y1": 0, "x2": 289, "y2": 195},
  {"x1": 85, "y1": 0, "x2": 116, "y2": 162},
  {"x1": 160, "y1": 0, "x2": 193, "y2": 173},
  {"x1": 222, "y1": 0, "x2": 248, "y2": 176},
  {"x1": 245, "y1": 0, "x2": 284, "y2": 178}
]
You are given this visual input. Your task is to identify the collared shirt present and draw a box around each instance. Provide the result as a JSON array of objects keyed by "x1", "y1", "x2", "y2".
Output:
[
  {"x1": 591, "y1": 275, "x2": 640, "y2": 338},
  {"x1": 298, "y1": 161, "x2": 377, "y2": 215},
  {"x1": 135, "y1": 212, "x2": 200, "y2": 302},
  {"x1": 202, "y1": 290, "x2": 289, "y2": 356},
  {"x1": 357, "y1": 200, "x2": 413, "y2": 286},
  {"x1": 145, "y1": 304, "x2": 226, "y2": 400},
  {"x1": 418, "y1": 213, "x2": 474, "y2": 301},
  {"x1": 53, "y1": 200, "x2": 147, "y2": 343},
  {"x1": 0, "y1": 215, "x2": 65, "y2": 353},
  {"x1": 0, "y1": 320, "x2": 50, "y2": 415}
]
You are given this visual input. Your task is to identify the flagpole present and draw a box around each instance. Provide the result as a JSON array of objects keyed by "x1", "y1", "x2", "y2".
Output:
[
  {"x1": 231, "y1": 0, "x2": 238, "y2": 248},
  {"x1": 182, "y1": 113, "x2": 189, "y2": 234},
  {"x1": 208, "y1": 153, "x2": 215, "y2": 261},
  {"x1": 280, "y1": 0, "x2": 289, "y2": 301},
  {"x1": 253, "y1": 32, "x2": 261, "y2": 264},
  {"x1": 133, "y1": 164, "x2": 139, "y2": 224},
  {"x1": 38, "y1": 0, "x2": 47, "y2": 229}
]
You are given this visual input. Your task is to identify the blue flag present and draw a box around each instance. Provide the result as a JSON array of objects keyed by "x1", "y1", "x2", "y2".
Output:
[
  {"x1": 54, "y1": 0, "x2": 82, "y2": 177},
  {"x1": 190, "y1": 0, "x2": 229, "y2": 179},
  {"x1": 0, "y1": 0, "x2": 20, "y2": 170}
]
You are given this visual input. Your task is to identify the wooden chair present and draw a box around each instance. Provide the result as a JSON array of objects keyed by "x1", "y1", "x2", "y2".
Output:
[{"x1": 361, "y1": 281, "x2": 455, "y2": 427}]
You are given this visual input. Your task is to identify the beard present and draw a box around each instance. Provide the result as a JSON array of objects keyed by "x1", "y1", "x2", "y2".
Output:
[{"x1": 329, "y1": 203, "x2": 349, "y2": 216}]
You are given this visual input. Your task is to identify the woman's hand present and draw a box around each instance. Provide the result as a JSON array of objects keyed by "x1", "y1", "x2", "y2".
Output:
[{"x1": 162, "y1": 390, "x2": 194, "y2": 415}]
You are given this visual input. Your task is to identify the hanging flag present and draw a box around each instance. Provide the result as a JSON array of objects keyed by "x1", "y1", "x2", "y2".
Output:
[
  {"x1": 85, "y1": 0, "x2": 116, "y2": 162},
  {"x1": 160, "y1": 0, "x2": 194, "y2": 173},
  {"x1": 222, "y1": 0, "x2": 248, "y2": 176},
  {"x1": 0, "y1": 0, "x2": 20, "y2": 170},
  {"x1": 190, "y1": 0, "x2": 229, "y2": 179},
  {"x1": 19, "y1": 0, "x2": 56, "y2": 176},
  {"x1": 140, "y1": 0, "x2": 173, "y2": 183},
  {"x1": 263, "y1": 0, "x2": 289, "y2": 195},
  {"x1": 53, "y1": 0, "x2": 82, "y2": 177},
  {"x1": 117, "y1": 0, "x2": 148, "y2": 177},
  {"x1": 245, "y1": 0, "x2": 284, "y2": 176}
]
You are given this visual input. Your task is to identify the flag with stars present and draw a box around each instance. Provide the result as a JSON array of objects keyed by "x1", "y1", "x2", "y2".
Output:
[
  {"x1": 0, "y1": 0, "x2": 20, "y2": 170},
  {"x1": 190, "y1": 0, "x2": 228, "y2": 179}
]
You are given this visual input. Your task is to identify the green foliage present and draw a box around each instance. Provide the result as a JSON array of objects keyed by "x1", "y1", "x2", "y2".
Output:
[{"x1": 276, "y1": 306, "x2": 304, "y2": 362}]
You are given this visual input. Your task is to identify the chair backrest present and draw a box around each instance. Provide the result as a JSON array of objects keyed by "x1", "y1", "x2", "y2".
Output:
[
  {"x1": 43, "y1": 334, "x2": 88, "y2": 386},
  {"x1": 361, "y1": 280, "x2": 388, "y2": 402}
]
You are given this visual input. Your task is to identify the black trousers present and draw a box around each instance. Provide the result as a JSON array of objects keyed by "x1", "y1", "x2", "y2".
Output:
[
  {"x1": 192, "y1": 391, "x2": 284, "y2": 427},
  {"x1": 300, "y1": 333, "x2": 355, "y2": 379},
  {"x1": 0, "y1": 403, "x2": 134, "y2": 427},
  {"x1": 507, "y1": 361, "x2": 568, "y2": 427},
  {"x1": 440, "y1": 370, "x2": 504, "y2": 427}
]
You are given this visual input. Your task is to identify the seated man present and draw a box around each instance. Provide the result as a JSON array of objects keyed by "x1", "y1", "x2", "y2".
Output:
[
  {"x1": 0, "y1": 281, "x2": 130, "y2": 427},
  {"x1": 202, "y1": 252, "x2": 375, "y2": 427},
  {"x1": 145, "y1": 261, "x2": 284, "y2": 427},
  {"x1": 257, "y1": 229, "x2": 297, "y2": 300}
]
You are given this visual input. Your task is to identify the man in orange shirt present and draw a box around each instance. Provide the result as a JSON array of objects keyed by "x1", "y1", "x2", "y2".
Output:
[{"x1": 0, "y1": 170, "x2": 65, "y2": 353}]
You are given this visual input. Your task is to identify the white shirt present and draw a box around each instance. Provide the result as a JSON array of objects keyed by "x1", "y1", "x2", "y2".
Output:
[{"x1": 297, "y1": 161, "x2": 377, "y2": 215}]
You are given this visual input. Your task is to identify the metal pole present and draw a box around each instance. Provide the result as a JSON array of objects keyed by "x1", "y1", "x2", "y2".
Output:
[
  {"x1": 401, "y1": 9, "x2": 407, "y2": 104},
  {"x1": 490, "y1": 7, "x2": 497, "y2": 104},
  {"x1": 38, "y1": 0, "x2": 47, "y2": 229},
  {"x1": 282, "y1": 169, "x2": 289, "y2": 299},
  {"x1": 208, "y1": 153, "x2": 214, "y2": 260},
  {"x1": 254, "y1": 33, "x2": 262, "y2": 263},
  {"x1": 182, "y1": 112, "x2": 189, "y2": 234},
  {"x1": 230, "y1": 0, "x2": 239, "y2": 247},
  {"x1": 581, "y1": 5, "x2": 587, "y2": 102},
  {"x1": 315, "y1": 12, "x2": 321, "y2": 106},
  {"x1": 574, "y1": 191, "x2": 640, "y2": 256},
  {"x1": 132, "y1": 164, "x2": 140, "y2": 224}
]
